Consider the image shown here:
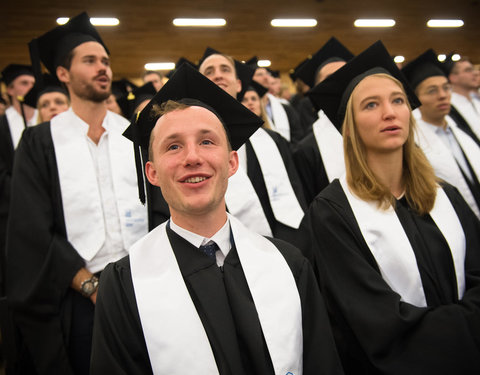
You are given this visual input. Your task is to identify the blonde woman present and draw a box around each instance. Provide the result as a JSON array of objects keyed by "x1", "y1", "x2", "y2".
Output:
[{"x1": 301, "y1": 41, "x2": 480, "y2": 374}]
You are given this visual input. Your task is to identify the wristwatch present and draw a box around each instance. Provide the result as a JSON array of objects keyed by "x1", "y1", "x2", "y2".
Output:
[{"x1": 80, "y1": 276, "x2": 99, "y2": 297}]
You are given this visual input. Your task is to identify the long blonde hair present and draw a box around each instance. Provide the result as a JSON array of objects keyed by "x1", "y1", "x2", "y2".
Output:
[{"x1": 342, "y1": 73, "x2": 438, "y2": 215}]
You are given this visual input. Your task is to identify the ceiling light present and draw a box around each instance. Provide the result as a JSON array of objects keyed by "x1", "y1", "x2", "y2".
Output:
[
  {"x1": 258, "y1": 60, "x2": 271, "y2": 67},
  {"x1": 271, "y1": 19, "x2": 317, "y2": 27},
  {"x1": 56, "y1": 17, "x2": 119, "y2": 26},
  {"x1": 437, "y1": 54, "x2": 446, "y2": 62},
  {"x1": 452, "y1": 54, "x2": 461, "y2": 61},
  {"x1": 173, "y1": 18, "x2": 226, "y2": 27},
  {"x1": 427, "y1": 19, "x2": 464, "y2": 28},
  {"x1": 144, "y1": 62, "x2": 176, "y2": 70},
  {"x1": 354, "y1": 19, "x2": 395, "y2": 27},
  {"x1": 394, "y1": 56, "x2": 405, "y2": 63}
]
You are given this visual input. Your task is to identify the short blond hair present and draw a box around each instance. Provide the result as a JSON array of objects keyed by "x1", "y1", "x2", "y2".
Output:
[{"x1": 342, "y1": 73, "x2": 438, "y2": 215}]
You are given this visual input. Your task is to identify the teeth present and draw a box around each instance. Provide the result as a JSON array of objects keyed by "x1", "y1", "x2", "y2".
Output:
[{"x1": 184, "y1": 177, "x2": 207, "y2": 183}]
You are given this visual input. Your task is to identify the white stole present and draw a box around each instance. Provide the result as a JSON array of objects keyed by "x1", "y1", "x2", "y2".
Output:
[
  {"x1": 6, "y1": 106, "x2": 38, "y2": 149},
  {"x1": 225, "y1": 162, "x2": 273, "y2": 237},
  {"x1": 130, "y1": 214, "x2": 303, "y2": 375},
  {"x1": 415, "y1": 117, "x2": 480, "y2": 219},
  {"x1": 51, "y1": 108, "x2": 147, "y2": 261},
  {"x1": 312, "y1": 110, "x2": 345, "y2": 183},
  {"x1": 451, "y1": 92, "x2": 480, "y2": 140},
  {"x1": 268, "y1": 93, "x2": 291, "y2": 141},
  {"x1": 340, "y1": 176, "x2": 466, "y2": 307},
  {"x1": 248, "y1": 128, "x2": 304, "y2": 228}
]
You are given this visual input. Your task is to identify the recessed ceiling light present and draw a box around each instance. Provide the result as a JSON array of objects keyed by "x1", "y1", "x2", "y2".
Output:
[
  {"x1": 437, "y1": 54, "x2": 447, "y2": 62},
  {"x1": 56, "y1": 17, "x2": 119, "y2": 26},
  {"x1": 354, "y1": 19, "x2": 395, "y2": 27},
  {"x1": 258, "y1": 60, "x2": 271, "y2": 67},
  {"x1": 271, "y1": 19, "x2": 317, "y2": 27},
  {"x1": 144, "y1": 62, "x2": 176, "y2": 70},
  {"x1": 394, "y1": 56, "x2": 405, "y2": 63},
  {"x1": 427, "y1": 19, "x2": 464, "y2": 28},
  {"x1": 451, "y1": 54, "x2": 461, "y2": 61},
  {"x1": 173, "y1": 18, "x2": 226, "y2": 27}
]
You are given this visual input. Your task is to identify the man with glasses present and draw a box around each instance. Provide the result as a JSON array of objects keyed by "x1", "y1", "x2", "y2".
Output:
[{"x1": 403, "y1": 50, "x2": 480, "y2": 219}]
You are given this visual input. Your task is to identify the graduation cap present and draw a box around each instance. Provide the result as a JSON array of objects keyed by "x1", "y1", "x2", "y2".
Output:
[
  {"x1": 1, "y1": 64, "x2": 34, "y2": 86},
  {"x1": 111, "y1": 79, "x2": 138, "y2": 99},
  {"x1": 289, "y1": 58, "x2": 309, "y2": 82},
  {"x1": 296, "y1": 37, "x2": 354, "y2": 89},
  {"x1": 28, "y1": 12, "x2": 109, "y2": 77},
  {"x1": 198, "y1": 47, "x2": 256, "y2": 101},
  {"x1": 23, "y1": 73, "x2": 68, "y2": 108},
  {"x1": 401, "y1": 49, "x2": 448, "y2": 90},
  {"x1": 244, "y1": 80, "x2": 269, "y2": 98},
  {"x1": 308, "y1": 40, "x2": 420, "y2": 131},
  {"x1": 117, "y1": 81, "x2": 156, "y2": 119},
  {"x1": 245, "y1": 56, "x2": 259, "y2": 69},
  {"x1": 124, "y1": 63, "x2": 263, "y2": 203},
  {"x1": 166, "y1": 57, "x2": 197, "y2": 79}
]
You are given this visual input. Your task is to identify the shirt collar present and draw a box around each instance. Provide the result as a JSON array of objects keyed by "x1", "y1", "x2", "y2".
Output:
[{"x1": 169, "y1": 217, "x2": 231, "y2": 258}]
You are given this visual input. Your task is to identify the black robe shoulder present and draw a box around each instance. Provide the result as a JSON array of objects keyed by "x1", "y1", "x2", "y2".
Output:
[
  {"x1": 299, "y1": 180, "x2": 480, "y2": 375},
  {"x1": 91, "y1": 233, "x2": 344, "y2": 375},
  {"x1": 6, "y1": 122, "x2": 85, "y2": 374}
]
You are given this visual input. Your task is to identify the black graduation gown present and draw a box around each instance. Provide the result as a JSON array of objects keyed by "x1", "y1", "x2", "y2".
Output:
[
  {"x1": 245, "y1": 128, "x2": 308, "y2": 245},
  {"x1": 297, "y1": 96, "x2": 318, "y2": 135},
  {"x1": 299, "y1": 180, "x2": 480, "y2": 375},
  {"x1": 0, "y1": 115, "x2": 14, "y2": 296},
  {"x1": 292, "y1": 132, "x2": 330, "y2": 205},
  {"x1": 6, "y1": 122, "x2": 87, "y2": 374},
  {"x1": 146, "y1": 129, "x2": 308, "y2": 246},
  {"x1": 90, "y1": 227, "x2": 344, "y2": 375},
  {"x1": 278, "y1": 101, "x2": 305, "y2": 144}
]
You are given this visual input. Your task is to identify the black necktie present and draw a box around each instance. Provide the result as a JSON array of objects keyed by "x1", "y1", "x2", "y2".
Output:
[{"x1": 199, "y1": 242, "x2": 219, "y2": 259}]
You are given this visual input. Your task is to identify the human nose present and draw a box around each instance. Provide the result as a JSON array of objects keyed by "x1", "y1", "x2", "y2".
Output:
[
  {"x1": 382, "y1": 101, "x2": 396, "y2": 119},
  {"x1": 183, "y1": 144, "x2": 202, "y2": 166}
]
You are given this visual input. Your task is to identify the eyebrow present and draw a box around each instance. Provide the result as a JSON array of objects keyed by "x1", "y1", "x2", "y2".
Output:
[{"x1": 160, "y1": 128, "x2": 219, "y2": 143}]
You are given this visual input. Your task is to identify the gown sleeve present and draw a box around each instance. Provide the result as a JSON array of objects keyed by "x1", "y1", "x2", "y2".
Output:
[
  {"x1": 6, "y1": 124, "x2": 85, "y2": 374},
  {"x1": 90, "y1": 258, "x2": 153, "y2": 375},
  {"x1": 301, "y1": 181, "x2": 480, "y2": 375}
]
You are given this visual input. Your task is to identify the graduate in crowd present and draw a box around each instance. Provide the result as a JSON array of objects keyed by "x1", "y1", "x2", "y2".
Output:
[
  {"x1": 248, "y1": 56, "x2": 304, "y2": 143},
  {"x1": 0, "y1": 64, "x2": 36, "y2": 298},
  {"x1": 293, "y1": 37, "x2": 353, "y2": 204},
  {"x1": 288, "y1": 57, "x2": 310, "y2": 114},
  {"x1": 90, "y1": 64, "x2": 344, "y2": 375},
  {"x1": 23, "y1": 73, "x2": 69, "y2": 123},
  {"x1": 6, "y1": 12, "x2": 147, "y2": 374},
  {"x1": 106, "y1": 78, "x2": 138, "y2": 116},
  {"x1": 199, "y1": 48, "x2": 308, "y2": 245},
  {"x1": 402, "y1": 49, "x2": 480, "y2": 220},
  {"x1": 116, "y1": 81, "x2": 157, "y2": 120},
  {"x1": 448, "y1": 57, "x2": 480, "y2": 141},
  {"x1": 300, "y1": 41, "x2": 480, "y2": 374},
  {"x1": 142, "y1": 70, "x2": 164, "y2": 91},
  {"x1": 241, "y1": 80, "x2": 272, "y2": 127}
]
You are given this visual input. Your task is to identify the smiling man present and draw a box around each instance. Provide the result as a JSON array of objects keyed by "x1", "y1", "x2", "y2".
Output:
[
  {"x1": 90, "y1": 64, "x2": 343, "y2": 375},
  {"x1": 6, "y1": 12, "x2": 147, "y2": 374}
]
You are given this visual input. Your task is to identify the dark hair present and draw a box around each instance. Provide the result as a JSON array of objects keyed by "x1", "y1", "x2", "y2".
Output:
[{"x1": 143, "y1": 70, "x2": 163, "y2": 80}]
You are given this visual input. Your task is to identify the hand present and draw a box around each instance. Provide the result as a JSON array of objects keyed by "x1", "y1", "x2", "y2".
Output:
[{"x1": 90, "y1": 290, "x2": 97, "y2": 305}]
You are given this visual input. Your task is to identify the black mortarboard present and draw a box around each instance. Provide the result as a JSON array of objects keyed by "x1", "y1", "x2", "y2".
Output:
[
  {"x1": 1, "y1": 64, "x2": 34, "y2": 86},
  {"x1": 23, "y1": 73, "x2": 68, "y2": 108},
  {"x1": 289, "y1": 58, "x2": 309, "y2": 82},
  {"x1": 267, "y1": 69, "x2": 280, "y2": 78},
  {"x1": 198, "y1": 47, "x2": 255, "y2": 101},
  {"x1": 296, "y1": 37, "x2": 354, "y2": 89},
  {"x1": 166, "y1": 57, "x2": 197, "y2": 79},
  {"x1": 401, "y1": 49, "x2": 448, "y2": 90},
  {"x1": 245, "y1": 80, "x2": 269, "y2": 98},
  {"x1": 111, "y1": 79, "x2": 138, "y2": 99},
  {"x1": 29, "y1": 12, "x2": 109, "y2": 77},
  {"x1": 308, "y1": 40, "x2": 420, "y2": 131},
  {"x1": 117, "y1": 82, "x2": 156, "y2": 119},
  {"x1": 124, "y1": 63, "x2": 263, "y2": 151},
  {"x1": 245, "y1": 56, "x2": 258, "y2": 69}
]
